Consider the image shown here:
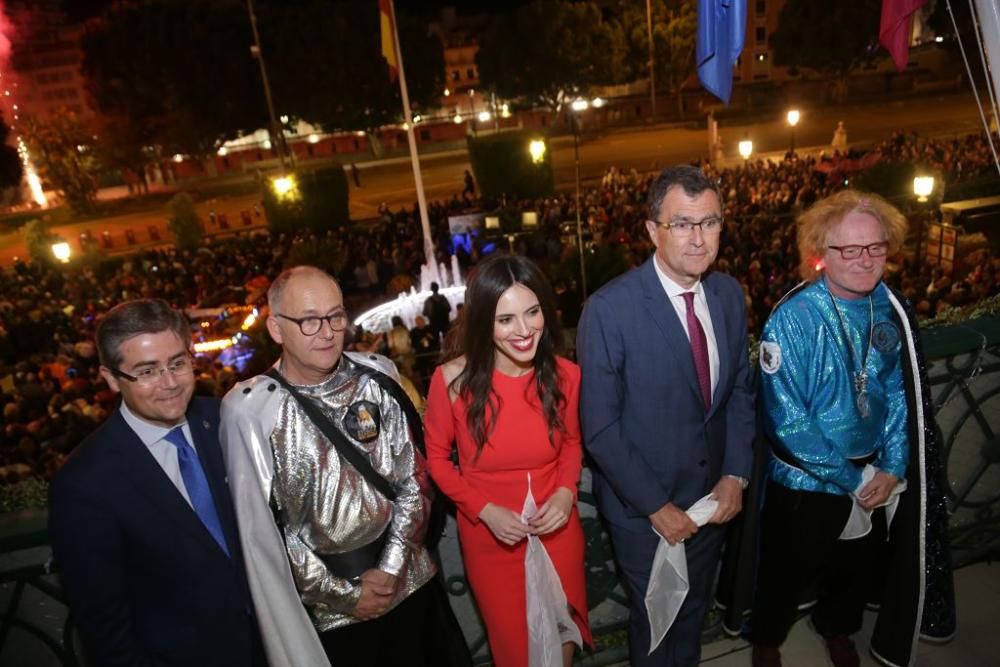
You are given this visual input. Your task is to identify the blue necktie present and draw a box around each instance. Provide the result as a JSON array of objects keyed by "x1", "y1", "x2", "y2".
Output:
[{"x1": 164, "y1": 426, "x2": 230, "y2": 557}]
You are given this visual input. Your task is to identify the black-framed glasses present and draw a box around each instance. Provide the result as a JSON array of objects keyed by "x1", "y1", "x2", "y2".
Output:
[
  {"x1": 653, "y1": 216, "x2": 724, "y2": 237},
  {"x1": 826, "y1": 242, "x2": 889, "y2": 260},
  {"x1": 112, "y1": 355, "x2": 194, "y2": 385},
  {"x1": 276, "y1": 312, "x2": 348, "y2": 336}
]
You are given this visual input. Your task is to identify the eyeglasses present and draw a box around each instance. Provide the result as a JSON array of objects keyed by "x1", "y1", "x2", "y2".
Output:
[
  {"x1": 654, "y1": 216, "x2": 724, "y2": 237},
  {"x1": 826, "y1": 242, "x2": 889, "y2": 260},
  {"x1": 276, "y1": 312, "x2": 348, "y2": 336},
  {"x1": 112, "y1": 355, "x2": 194, "y2": 385}
]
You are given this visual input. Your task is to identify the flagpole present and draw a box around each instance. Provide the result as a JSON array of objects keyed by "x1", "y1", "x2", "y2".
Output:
[{"x1": 387, "y1": 0, "x2": 438, "y2": 283}]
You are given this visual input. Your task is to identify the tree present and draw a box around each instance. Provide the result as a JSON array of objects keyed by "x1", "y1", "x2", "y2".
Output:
[
  {"x1": 167, "y1": 193, "x2": 203, "y2": 251},
  {"x1": 263, "y1": 0, "x2": 443, "y2": 151},
  {"x1": 0, "y1": 115, "x2": 23, "y2": 192},
  {"x1": 620, "y1": 0, "x2": 697, "y2": 119},
  {"x1": 773, "y1": 0, "x2": 880, "y2": 100},
  {"x1": 476, "y1": 0, "x2": 627, "y2": 113},
  {"x1": 82, "y1": 0, "x2": 265, "y2": 160},
  {"x1": 22, "y1": 219, "x2": 62, "y2": 265},
  {"x1": 21, "y1": 113, "x2": 99, "y2": 214}
]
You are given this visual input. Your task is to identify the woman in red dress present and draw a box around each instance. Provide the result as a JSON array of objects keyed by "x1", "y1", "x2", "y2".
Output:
[{"x1": 425, "y1": 255, "x2": 592, "y2": 667}]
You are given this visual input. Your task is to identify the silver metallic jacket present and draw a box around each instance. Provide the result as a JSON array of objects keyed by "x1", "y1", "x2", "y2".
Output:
[{"x1": 221, "y1": 352, "x2": 436, "y2": 666}]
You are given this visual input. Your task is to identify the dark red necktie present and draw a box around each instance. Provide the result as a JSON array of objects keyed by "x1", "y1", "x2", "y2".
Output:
[{"x1": 682, "y1": 292, "x2": 712, "y2": 410}]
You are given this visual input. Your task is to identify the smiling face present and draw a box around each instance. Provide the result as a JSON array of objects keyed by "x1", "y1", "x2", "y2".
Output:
[
  {"x1": 492, "y1": 283, "x2": 545, "y2": 376},
  {"x1": 100, "y1": 330, "x2": 193, "y2": 428},
  {"x1": 266, "y1": 271, "x2": 346, "y2": 384},
  {"x1": 823, "y1": 210, "x2": 888, "y2": 300},
  {"x1": 645, "y1": 187, "x2": 722, "y2": 288}
]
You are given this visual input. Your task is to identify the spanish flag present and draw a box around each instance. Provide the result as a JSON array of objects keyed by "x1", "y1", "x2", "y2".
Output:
[{"x1": 379, "y1": 0, "x2": 398, "y2": 81}]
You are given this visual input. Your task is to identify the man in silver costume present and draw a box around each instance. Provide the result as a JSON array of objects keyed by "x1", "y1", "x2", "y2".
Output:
[
  {"x1": 750, "y1": 191, "x2": 955, "y2": 667},
  {"x1": 221, "y1": 265, "x2": 438, "y2": 667}
]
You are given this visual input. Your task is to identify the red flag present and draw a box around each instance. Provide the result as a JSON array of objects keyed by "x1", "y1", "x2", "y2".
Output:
[
  {"x1": 379, "y1": 0, "x2": 398, "y2": 81},
  {"x1": 880, "y1": 0, "x2": 927, "y2": 72}
]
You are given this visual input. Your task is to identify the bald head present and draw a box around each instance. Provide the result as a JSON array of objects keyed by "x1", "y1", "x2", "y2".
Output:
[
  {"x1": 266, "y1": 265, "x2": 347, "y2": 385},
  {"x1": 267, "y1": 265, "x2": 340, "y2": 314}
]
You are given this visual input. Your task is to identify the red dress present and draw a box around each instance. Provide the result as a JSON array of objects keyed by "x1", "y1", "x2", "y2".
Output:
[{"x1": 424, "y1": 357, "x2": 592, "y2": 667}]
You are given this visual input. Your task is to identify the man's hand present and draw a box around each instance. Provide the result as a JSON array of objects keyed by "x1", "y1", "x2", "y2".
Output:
[
  {"x1": 529, "y1": 487, "x2": 574, "y2": 535},
  {"x1": 708, "y1": 476, "x2": 744, "y2": 524},
  {"x1": 649, "y1": 502, "x2": 698, "y2": 546},
  {"x1": 354, "y1": 569, "x2": 397, "y2": 620},
  {"x1": 858, "y1": 471, "x2": 899, "y2": 510},
  {"x1": 478, "y1": 503, "x2": 531, "y2": 546}
]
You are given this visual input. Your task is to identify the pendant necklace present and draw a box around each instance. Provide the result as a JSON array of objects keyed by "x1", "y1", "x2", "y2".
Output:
[{"x1": 829, "y1": 291, "x2": 874, "y2": 418}]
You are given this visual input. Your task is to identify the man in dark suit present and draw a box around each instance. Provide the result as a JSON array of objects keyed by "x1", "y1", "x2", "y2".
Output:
[
  {"x1": 577, "y1": 165, "x2": 755, "y2": 666},
  {"x1": 48, "y1": 299, "x2": 266, "y2": 667}
]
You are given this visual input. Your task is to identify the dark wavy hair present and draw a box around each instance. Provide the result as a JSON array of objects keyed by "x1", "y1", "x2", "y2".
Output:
[{"x1": 445, "y1": 254, "x2": 566, "y2": 457}]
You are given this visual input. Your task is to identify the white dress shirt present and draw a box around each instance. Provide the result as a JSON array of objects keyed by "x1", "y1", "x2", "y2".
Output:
[
  {"x1": 651, "y1": 258, "x2": 720, "y2": 397},
  {"x1": 120, "y1": 401, "x2": 195, "y2": 507}
]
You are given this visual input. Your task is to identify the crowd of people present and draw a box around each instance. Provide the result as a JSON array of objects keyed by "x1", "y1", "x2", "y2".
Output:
[{"x1": 1, "y1": 129, "x2": 998, "y2": 491}]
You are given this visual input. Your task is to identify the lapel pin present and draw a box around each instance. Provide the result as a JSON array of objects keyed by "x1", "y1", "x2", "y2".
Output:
[{"x1": 203, "y1": 420, "x2": 211, "y2": 430}]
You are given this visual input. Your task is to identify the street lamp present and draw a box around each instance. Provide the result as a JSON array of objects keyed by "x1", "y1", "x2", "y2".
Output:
[
  {"x1": 51, "y1": 241, "x2": 71, "y2": 263},
  {"x1": 786, "y1": 109, "x2": 800, "y2": 154},
  {"x1": 528, "y1": 139, "x2": 547, "y2": 164},
  {"x1": 913, "y1": 175, "x2": 936, "y2": 266},
  {"x1": 570, "y1": 98, "x2": 592, "y2": 299},
  {"x1": 247, "y1": 0, "x2": 288, "y2": 170},
  {"x1": 738, "y1": 139, "x2": 753, "y2": 161},
  {"x1": 913, "y1": 175, "x2": 935, "y2": 202}
]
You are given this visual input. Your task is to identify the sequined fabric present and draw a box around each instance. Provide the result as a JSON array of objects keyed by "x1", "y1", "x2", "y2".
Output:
[
  {"x1": 897, "y1": 297, "x2": 957, "y2": 641},
  {"x1": 760, "y1": 279, "x2": 909, "y2": 494},
  {"x1": 269, "y1": 354, "x2": 436, "y2": 631}
]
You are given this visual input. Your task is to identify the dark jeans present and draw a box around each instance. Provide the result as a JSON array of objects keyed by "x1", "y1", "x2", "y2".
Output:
[{"x1": 751, "y1": 481, "x2": 888, "y2": 647}]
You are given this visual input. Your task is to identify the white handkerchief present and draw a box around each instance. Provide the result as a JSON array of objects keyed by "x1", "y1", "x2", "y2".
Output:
[
  {"x1": 522, "y1": 475, "x2": 582, "y2": 667},
  {"x1": 644, "y1": 494, "x2": 719, "y2": 655},
  {"x1": 840, "y1": 464, "x2": 907, "y2": 540}
]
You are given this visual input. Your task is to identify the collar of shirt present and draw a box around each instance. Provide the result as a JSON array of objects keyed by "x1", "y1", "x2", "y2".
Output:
[
  {"x1": 652, "y1": 256, "x2": 706, "y2": 305},
  {"x1": 119, "y1": 401, "x2": 193, "y2": 451}
]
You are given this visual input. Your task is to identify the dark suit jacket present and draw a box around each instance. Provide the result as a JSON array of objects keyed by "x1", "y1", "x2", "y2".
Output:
[
  {"x1": 577, "y1": 259, "x2": 755, "y2": 532},
  {"x1": 48, "y1": 396, "x2": 264, "y2": 667}
]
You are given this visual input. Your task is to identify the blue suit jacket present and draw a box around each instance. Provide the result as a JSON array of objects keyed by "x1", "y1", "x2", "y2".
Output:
[
  {"x1": 577, "y1": 259, "x2": 755, "y2": 532},
  {"x1": 48, "y1": 396, "x2": 264, "y2": 667}
]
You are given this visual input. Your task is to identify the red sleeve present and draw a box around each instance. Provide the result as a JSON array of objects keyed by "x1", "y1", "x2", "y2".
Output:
[
  {"x1": 424, "y1": 367, "x2": 490, "y2": 523},
  {"x1": 554, "y1": 359, "x2": 584, "y2": 502}
]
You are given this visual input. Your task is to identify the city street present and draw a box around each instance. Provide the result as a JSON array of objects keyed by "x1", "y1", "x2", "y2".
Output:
[{"x1": 0, "y1": 92, "x2": 985, "y2": 266}]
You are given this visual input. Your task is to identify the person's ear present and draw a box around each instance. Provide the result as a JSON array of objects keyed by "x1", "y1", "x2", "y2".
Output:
[
  {"x1": 98, "y1": 366, "x2": 121, "y2": 394},
  {"x1": 266, "y1": 315, "x2": 284, "y2": 345}
]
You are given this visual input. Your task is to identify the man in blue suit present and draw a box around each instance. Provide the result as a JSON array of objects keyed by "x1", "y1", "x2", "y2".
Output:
[
  {"x1": 49, "y1": 299, "x2": 266, "y2": 667},
  {"x1": 578, "y1": 165, "x2": 755, "y2": 666}
]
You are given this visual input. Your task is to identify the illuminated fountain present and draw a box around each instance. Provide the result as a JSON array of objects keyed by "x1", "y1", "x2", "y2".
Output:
[{"x1": 353, "y1": 254, "x2": 466, "y2": 334}]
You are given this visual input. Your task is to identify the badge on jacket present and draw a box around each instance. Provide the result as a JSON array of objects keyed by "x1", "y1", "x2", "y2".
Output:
[
  {"x1": 344, "y1": 401, "x2": 380, "y2": 442},
  {"x1": 760, "y1": 341, "x2": 782, "y2": 374},
  {"x1": 872, "y1": 321, "x2": 900, "y2": 353}
]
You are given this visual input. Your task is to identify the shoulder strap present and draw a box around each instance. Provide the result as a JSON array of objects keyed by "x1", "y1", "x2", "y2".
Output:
[{"x1": 264, "y1": 368, "x2": 397, "y2": 502}]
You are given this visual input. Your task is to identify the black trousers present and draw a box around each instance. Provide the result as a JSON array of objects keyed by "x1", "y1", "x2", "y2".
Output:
[
  {"x1": 751, "y1": 481, "x2": 888, "y2": 647},
  {"x1": 319, "y1": 581, "x2": 434, "y2": 667},
  {"x1": 609, "y1": 520, "x2": 727, "y2": 667}
]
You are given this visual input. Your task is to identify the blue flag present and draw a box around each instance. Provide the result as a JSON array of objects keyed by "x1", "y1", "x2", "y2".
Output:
[{"x1": 697, "y1": 0, "x2": 746, "y2": 105}]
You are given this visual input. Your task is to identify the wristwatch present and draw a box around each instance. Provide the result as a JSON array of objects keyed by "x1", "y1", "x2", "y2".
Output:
[{"x1": 725, "y1": 474, "x2": 749, "y2": 490}]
